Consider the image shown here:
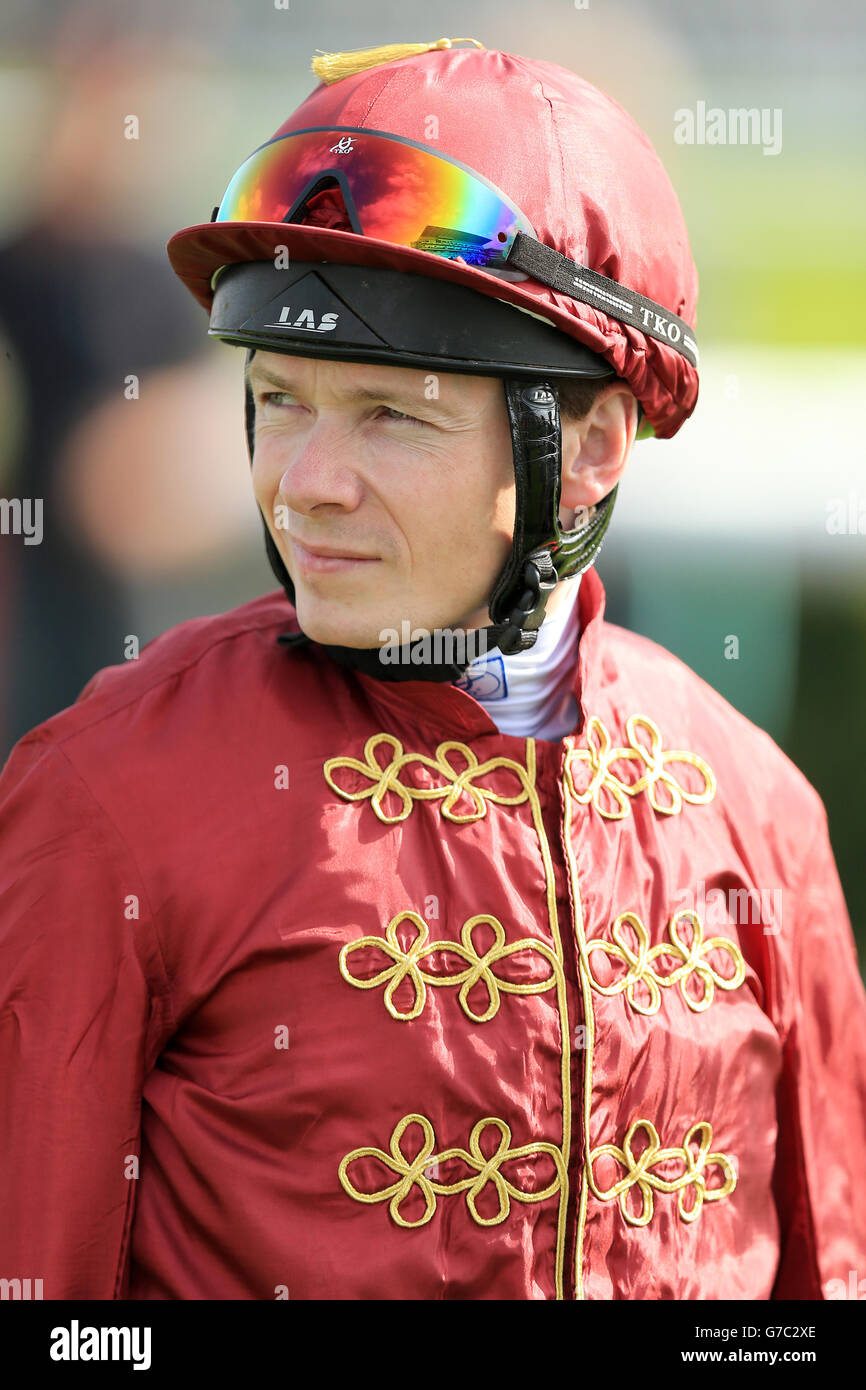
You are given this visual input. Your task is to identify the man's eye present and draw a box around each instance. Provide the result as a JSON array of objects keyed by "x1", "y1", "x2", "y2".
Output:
[
  {"x1": 379, "y1": 406, "x2": 426, "y2": 426},
  {"x1": 256, "y1": 395, "x2": 426, "y2": 425}
]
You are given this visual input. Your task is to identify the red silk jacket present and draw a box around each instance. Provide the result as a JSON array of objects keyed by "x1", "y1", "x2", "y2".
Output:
[{"x1": 1, "y1": 567, "x2": 865, "y2": 1300}]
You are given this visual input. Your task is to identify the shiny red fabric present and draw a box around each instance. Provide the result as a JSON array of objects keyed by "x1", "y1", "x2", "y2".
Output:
[
  {"x1": 166, "y1": 46, "x2": 698, "y2": 438},
  {"x1": 1, "y1": 568, "x2": 864, "y2": 1300}
]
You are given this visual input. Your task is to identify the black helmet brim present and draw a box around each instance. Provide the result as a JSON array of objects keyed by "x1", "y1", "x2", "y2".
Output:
[{"x1": 210, "y1": 259, "x2": 615, "y2": 380}]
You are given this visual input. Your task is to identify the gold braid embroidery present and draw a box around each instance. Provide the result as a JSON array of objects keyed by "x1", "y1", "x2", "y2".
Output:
[
  {"x1": 586, "y1": 909, "x2": 746, "y2": 1016},
  {"x1": 587, "y1": 1118, "x2": 738, "y2": 1226},
  {"x1": 561, "y1": 735, "x2": 595, "y2": 1299},
  {"x1": 564, "y1": 714, "x2": 716, "y2": 820},
  {"x1": 325, "y1": 734, "x2": 572, "y2": 1299},
  {"x1": 338, "y1": 1113, "x2": 567, "y2": 1229},
  {"x1": 339, "y1": 910, "x2": 562, "y2": 1023},
  {"x1": 561, "y1": 728, "x2": 739, "y2": 1289},
  {"x1": 327, "y1": 720, "x2": 724, "y2": 1299},
  {"x1": 323, "y1": 732, "x2": 530, "y2": 824}
]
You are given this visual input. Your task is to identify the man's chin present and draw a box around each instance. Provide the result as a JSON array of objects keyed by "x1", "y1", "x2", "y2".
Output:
[
  {"x1": 292, "y1": 588, "x2": 492, "y2": 651},
  {"x1": 292, "y1": 601, "x2": 392, "y2": 651}
]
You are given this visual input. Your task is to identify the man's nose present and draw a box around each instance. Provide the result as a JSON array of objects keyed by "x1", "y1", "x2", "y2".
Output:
[{"x1": 277, "y1": 419, "x2": 365, "y2": 515}]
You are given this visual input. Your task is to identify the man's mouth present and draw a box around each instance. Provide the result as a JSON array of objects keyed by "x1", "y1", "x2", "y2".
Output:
[{"x1": 290, "y1": 537, "x2": 381, "y2": 573}]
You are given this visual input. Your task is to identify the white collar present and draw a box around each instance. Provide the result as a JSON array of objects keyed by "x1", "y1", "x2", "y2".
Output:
[{"x1": 452, "y1": 576, "x2": 582, "y2": 741}]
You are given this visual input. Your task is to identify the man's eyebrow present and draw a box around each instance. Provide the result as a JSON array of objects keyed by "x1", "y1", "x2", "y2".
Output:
[{"x1": 244, "y1": 362, "x2": 450, "y2": 411}]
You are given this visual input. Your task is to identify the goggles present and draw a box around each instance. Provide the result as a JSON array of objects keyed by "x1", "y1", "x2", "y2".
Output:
[
  {"x1": 213, "y1": 126, "x2": 536, "y2": 270},
  {"x1": 209, "y1": 122, "x2": 697, "y2": 397}
]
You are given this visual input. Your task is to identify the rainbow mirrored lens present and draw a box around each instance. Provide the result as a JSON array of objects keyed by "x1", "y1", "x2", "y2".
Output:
[{"x1": 215, "y1": 127, "x2": 535, "y2": 268}]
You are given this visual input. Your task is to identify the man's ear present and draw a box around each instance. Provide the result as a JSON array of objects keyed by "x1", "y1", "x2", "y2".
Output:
[{"x1": 559, "y1": 383, "x2": 639, "y2": 514}]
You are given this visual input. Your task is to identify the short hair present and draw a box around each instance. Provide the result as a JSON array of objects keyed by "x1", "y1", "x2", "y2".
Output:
[
  {"x1": 555, "y1": 374, "x2": 617, "y2": 421},
  {"x1": 555, "y1": 374, "x2": 646, "y2": 443}
]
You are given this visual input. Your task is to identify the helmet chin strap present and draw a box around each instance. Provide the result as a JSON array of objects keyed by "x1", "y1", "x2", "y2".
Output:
[{"x1": 245, "y1": 350, "x2": 617, "y2": 683}]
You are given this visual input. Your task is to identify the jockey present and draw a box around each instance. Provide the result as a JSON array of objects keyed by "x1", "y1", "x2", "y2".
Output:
[{"x1": 1, "y1": 37, "x2": 864, "y2": 1301}]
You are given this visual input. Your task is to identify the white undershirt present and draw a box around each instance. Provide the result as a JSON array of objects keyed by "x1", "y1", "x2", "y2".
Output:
[{"x1": 452, "y1": 575, "x2": 582, "y2": 741}]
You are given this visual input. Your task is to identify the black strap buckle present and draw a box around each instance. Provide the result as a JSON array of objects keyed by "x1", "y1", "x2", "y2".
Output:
[{"x1": 497, "y1": 550, "x2": 557, "y2": 655}]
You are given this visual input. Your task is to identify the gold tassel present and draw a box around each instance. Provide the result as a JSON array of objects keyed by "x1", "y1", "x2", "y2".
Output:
[{"x1": 311, "y1": 37, "x2": 484, "y2": 85}]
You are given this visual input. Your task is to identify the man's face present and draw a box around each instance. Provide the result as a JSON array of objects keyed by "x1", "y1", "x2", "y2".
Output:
[{"x1": 249, "y1": 352, "x2": 516, "y2": 648}]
